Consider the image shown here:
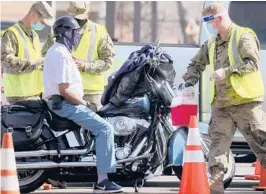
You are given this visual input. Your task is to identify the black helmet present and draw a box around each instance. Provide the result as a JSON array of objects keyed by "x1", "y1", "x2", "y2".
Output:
[{"x1": 53, "y1": 15, "x2": 80, "y2": 37}]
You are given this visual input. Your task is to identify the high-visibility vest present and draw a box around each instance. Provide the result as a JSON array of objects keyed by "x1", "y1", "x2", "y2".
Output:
[
  {"x1": 50, "y1": 23, "x2": 124, "y2": 92},
  {"x1": 72, "y1": 22, "x2": 108, "y2": 91},
  {"x1": 3, "y1": 24, "x2": 43, "y2": 97},
  {"x1": 208, "y1": 24, "x2": 264, "y2": 104}
]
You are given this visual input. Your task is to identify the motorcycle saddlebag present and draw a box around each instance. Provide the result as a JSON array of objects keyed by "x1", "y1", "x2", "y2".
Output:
[{"x1": 1, "y1": 105, "x2": 44, "y2": 146}]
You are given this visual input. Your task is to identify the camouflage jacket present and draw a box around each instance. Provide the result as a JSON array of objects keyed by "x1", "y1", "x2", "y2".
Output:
[
  {"x1": 1, "y1": 20, "x2": 42, "y2": 73},
  {"x1": 41, "y1": 20, "x2": 115, "y2": 74},
  {"x1": 182, "y1": 24, "x2": 262, "y2": 108}
]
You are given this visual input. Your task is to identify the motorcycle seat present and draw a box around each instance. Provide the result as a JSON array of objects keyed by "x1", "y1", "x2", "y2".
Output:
[{"x1": 47, "y1": 109, "x2": 81, "y2": 132}]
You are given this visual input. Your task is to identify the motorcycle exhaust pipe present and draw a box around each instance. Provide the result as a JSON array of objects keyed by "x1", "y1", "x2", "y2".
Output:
[
  {"x1": 128, "y1": 137, "x2": 147, "y2": 158},
  {"x1": 15, "y1": 149, "x2": 87, "y2": 158},
  {"x1": 16, "y1": 154, "x2": 152, "y2": 170},
  {"x1": 17, "y1": 161, "x2": 97, "y2": 169}
]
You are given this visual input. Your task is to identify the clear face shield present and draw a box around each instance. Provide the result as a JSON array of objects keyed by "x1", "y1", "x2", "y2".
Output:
[{"x1": 201, "y1": 11, "x2": 227, "y2": 38}]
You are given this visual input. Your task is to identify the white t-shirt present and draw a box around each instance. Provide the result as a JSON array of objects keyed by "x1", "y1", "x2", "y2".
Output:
[{"x1": 43, "y1": 42, "x2": 84, "y2": 99}]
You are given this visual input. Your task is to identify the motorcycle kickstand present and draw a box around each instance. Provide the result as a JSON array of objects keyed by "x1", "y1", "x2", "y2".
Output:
[{"x1": 134, "y1": 178, "x2": 145, "y2": 193}]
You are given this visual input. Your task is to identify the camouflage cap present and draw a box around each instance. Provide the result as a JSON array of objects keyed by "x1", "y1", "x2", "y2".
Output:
[
  {"x1": 67, "y1": 1, "x2": 90, "y2": 20},
  {"x1": 32, "y1": 1, "x2": 53, "y2": 26}
]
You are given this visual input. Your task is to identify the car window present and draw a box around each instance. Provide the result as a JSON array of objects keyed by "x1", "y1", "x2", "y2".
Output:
[{"x1": 229, "y1": 1, "x2": 266, "y2": 49}]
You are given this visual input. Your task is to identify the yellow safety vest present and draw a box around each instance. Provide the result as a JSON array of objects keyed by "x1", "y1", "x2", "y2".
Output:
[
  {"x1": 72, "y1": 22, "x2": 108, "y2": 91},
  {"x1": 3, "y1": 24, "x2": 43, "y2": 97},
  {"x1": 208, "y1": 24, "x2": 264, "y2": 104}
]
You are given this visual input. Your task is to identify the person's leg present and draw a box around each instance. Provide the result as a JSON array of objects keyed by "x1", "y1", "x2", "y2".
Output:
[
  {"x1": 208, "y1": 107, "x2": 236, "y2": 194},
  {"x1": 230, "y1": 102, "x2": 266, "y2": 168},
  {"x1": 47, "y1": 100, "x2": 122, "y2": 192}
]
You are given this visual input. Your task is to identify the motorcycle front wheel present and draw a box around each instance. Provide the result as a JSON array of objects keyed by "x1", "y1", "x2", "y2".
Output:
[{"x1": 172, "y1": 135, "x2": 235, "y2": 189}]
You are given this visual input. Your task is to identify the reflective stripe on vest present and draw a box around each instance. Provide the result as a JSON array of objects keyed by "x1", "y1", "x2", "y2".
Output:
[
  {"x1": 4, "y1": 25, "x2": 30, "y2": 74},
  {"x1": 3, "y1": 24, "x2": 43, "y2": 97},
  {"x1": 72, "y1": 23, "x2": 107, "y2": 91},
  {"x1": 208, "y1": 24, "x2": 264, "y2": 103},
  {"x1": 87, "y1": 23, "x2": 97, "y2": 62}
]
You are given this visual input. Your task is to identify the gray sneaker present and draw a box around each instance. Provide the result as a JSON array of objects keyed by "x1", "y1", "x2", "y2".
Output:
[{"x1": 93, "y1": 179, "x2": 123, "y2": 193}]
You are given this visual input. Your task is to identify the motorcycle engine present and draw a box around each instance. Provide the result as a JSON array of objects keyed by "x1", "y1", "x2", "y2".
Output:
[{"x1": 105, "y1": 116, "x2": 150, "y2": 160}]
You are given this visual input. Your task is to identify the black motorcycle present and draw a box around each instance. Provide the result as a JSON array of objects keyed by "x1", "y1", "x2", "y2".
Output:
[{"x1": 1, "y1": 45, "x2": 235, "y2": 193}]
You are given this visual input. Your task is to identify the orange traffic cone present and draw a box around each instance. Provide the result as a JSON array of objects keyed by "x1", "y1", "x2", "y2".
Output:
[
  {"x1": 244, "y1": 159, "x2": 262, "y2": 180},
  {"x1": 179, "y1": 115, "x2": 210, "y2": 194},
  {"x1": 0, "y1": 132, "x2": 20, "y2": 194},
  {"x1": 253, "y1": 166, "x2": 266, "y2": 191}
]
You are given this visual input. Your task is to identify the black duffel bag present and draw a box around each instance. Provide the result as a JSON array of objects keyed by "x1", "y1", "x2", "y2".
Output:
[{"x1": 1, "y1": 101, "x2": 45, "y2": 146}]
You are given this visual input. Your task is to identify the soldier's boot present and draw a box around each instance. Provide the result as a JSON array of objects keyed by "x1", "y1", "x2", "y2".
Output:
[{"x1": 209, "y1": 165, "x2": 225, "y2": 194}]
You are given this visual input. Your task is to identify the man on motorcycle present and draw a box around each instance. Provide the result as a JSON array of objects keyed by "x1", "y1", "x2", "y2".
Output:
[
  {"x1": 42, "y1": 15, "x2": 123, "y2": 193},
  {"x1": 42, "y1": 1, "x2": 115, "y2": 110}
]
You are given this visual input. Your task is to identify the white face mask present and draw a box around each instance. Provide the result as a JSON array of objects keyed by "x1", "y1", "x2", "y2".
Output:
[{"x1": 203, "y1": 22, "x2": 218, "y2": 37}]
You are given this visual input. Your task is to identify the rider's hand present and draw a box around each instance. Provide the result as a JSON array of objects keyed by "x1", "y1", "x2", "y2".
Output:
[{"x1": 86, "y1": 101, "x2": 97, "y2": 112}]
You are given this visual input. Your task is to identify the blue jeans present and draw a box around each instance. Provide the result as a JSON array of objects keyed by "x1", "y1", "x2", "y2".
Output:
[{"x1": 46, "y1": 100, "x2": 116, "y2": 174}]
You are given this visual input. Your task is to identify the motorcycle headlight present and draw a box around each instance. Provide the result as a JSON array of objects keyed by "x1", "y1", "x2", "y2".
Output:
[{"x1": 107, "y1": 116, "x2": 137, "y2": 136}]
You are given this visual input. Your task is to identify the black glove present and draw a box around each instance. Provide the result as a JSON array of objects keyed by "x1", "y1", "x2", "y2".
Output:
[
  {"x1": 184, "y1": 82, "x2": 194, "y2": 88},
  {"x1": 178, "y1": 83, "x2": 194, "y2": 90},
  {"x1": 178, "y1": 83, "x2": 184, "y2": 90}
]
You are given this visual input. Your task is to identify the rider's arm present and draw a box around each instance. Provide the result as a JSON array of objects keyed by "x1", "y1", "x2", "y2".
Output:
[
  {"x1": 58, "y1": 83, "x2": 87, "y2": 106},
  {"x1": 55, "y1": 56, "x2": 88, "y2": 106},
  {"x1": 182, "y1": 40, "x2": 209, "y2": 86}
]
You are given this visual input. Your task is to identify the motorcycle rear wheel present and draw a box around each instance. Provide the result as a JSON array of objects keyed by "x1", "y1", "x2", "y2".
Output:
[
  {"x1": 18, "y1": 138, "x2": 48, "y2": 193},
  {"x1": 19, "y1": 169, "x2": 47, "y2": 193},
  {"x1": 172, "y1": 135, "x2": 235, "y2": 189}
]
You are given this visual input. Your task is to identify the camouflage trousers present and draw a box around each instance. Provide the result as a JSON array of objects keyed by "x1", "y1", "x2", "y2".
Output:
[
  {"x1": 83, "y1": 94, "x2": 103, "y2": 110},
  {"x1": 208, "y1": 101, "x2": 266, "y2": 194},
  {"x1": 6, "y1": 94, "x2": 41, "y2": 104}
]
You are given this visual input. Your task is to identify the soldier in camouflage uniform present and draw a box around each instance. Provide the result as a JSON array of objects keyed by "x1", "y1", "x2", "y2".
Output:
[
  {"x1": 42, "y1": 1, "x2": 115, "y2": 110},
  {"x1": 1, "y1": 1, "x2": 53, "y2": 104},
  {"x1": 182, "y1": 2, "x2": 266, "y2": 194}
]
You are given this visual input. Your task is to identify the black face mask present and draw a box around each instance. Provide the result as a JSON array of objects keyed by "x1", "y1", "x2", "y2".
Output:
[{"x1": 75, "y1": 19, "x2": 87, "y2": 27}]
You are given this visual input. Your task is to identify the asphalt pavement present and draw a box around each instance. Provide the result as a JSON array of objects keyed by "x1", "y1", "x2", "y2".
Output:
[{"x1": 33, "y1": 163, "x2": 265, "y2": 194}]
